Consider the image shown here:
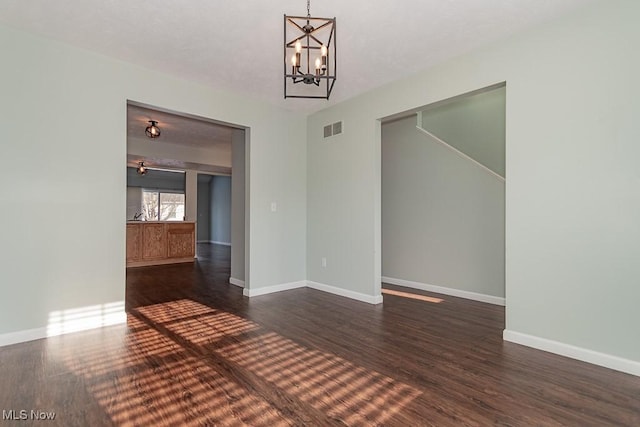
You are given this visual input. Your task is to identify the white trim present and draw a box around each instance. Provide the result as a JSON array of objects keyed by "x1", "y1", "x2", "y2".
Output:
[
  {"x1": 241, "y1": 280, "x2": 384, "y2": 305},
  {"x1": 242, "y1": 280, "x2": 306, "y2": 297},
  {"x1": 0, "y1": 310, "x2": 126, "y2": 347},
  {"x1": 415, "y1": 113, "x2": 505, "y2": 182},
  {"x1": 229, "y1": 277, "x2": 245, "y2": 288},
  {"x1": 0, "y1": 327, "x2": 48, "y2": 347},
  {"x1": 503, "y1": 330, "x2": 640, "y2": 377},
  {"x1": 382, "y1": 276, "x2": 505, "y2": 306},
  {"x1": 306, "y1": 281, "x2": 383, "y2": 305}
]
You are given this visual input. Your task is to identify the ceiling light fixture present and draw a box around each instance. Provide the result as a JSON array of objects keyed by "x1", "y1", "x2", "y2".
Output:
[
  {"x1": 284, "y1": 0, "x2": 336, "y2": 99},
  {"x1": 137, "y1": 162, "x2": 147, "y2": 175},
  {"x1": 145, "y1": 120, "x2": 161, "y2": 138}
]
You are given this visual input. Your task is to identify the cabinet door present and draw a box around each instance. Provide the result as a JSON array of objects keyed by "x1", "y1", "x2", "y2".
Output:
[
  {"x1": 166, "y1": 223, "x2": 195, "y2": 259},
  {"x1": 142, "y1": 223, "x2": 167, "y2": 260},
  {"x1": 126, "y1": 224, "x2": 142, "y2": 262}
]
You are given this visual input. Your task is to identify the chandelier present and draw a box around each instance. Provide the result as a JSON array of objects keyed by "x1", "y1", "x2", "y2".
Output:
[
  {"x1": 145, "y1": 120, "x2": 161, "y2": 138},
  {"x1": 136, "y1": 162, "x2": 147, "y2": 175},
  {"x1": 284, "y1": 0, "x2": 336, "y2": 99}
]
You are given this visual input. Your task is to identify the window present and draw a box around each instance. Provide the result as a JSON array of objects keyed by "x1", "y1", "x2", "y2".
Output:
[{"x1": 142, "y1": 190, "x2": 185, "y2": 221}]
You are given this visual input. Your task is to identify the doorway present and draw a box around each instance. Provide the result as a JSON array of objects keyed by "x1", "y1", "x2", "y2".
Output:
[
  {"x1": 125, "y1": 100, "x2": 248, "y2": 297},
  {"x1": 380, "y1": 84, "x2": 506, "y2": 305}
]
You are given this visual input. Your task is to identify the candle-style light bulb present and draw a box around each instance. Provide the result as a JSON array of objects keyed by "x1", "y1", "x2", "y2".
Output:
[
  {"x1": 294, "y1": 40, "x2": 302, "y2": 71},
  {"x1": 315, "y1": 58, "x2": 321, "y2": 77},
  {"x1": 321, "y1": 45, "x2": 327, "y2": 71},
  {"x1": 291, "y1": 54, "x2": 297, "y2": 66}
]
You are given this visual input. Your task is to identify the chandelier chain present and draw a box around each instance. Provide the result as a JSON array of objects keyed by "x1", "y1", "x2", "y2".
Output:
[{"x1": 307, "y1": 0, "x2": 310, "y2": 18}]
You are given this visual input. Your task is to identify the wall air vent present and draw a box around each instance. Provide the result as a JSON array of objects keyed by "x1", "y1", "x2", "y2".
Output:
[
  {"x1": 323, "y1": 121, "x2": 343, "y2": 138},
  {"x1": 332, "y1": 121, "x2": 342, "y2": 135}
]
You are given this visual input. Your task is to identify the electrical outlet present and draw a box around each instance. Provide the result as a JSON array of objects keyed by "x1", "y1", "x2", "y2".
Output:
[
  {"x1": 270, "y1": 202, "x2": 277, "y2": 212},
  {"x1": 321, "y1": 257, "x2": 327, "y2": 268}
]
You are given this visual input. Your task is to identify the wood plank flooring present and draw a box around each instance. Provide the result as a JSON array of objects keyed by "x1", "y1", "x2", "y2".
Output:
[{"x1": 0, "y1": 243, "x2": 638, "y2": 426}]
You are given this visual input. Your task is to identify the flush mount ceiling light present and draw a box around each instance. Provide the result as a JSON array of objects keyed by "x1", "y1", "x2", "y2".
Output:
[
  {"x1": 284, "y1": 0, "x2": 336, "y2": 99},
  {"x1": 137, "y1": 161, "x2": 147, "y2": 175},
  {"x1": 145, "y1": 120, "x2": 161, "y2": 138}
]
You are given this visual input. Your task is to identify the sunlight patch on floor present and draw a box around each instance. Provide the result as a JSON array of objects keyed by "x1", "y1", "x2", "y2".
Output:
[
  {"x1": 382, "y1": 288, "x2": 444, "y2": 303},
  {"x1": 55, "y1": 298, "x2": 422, "y2": 425}
]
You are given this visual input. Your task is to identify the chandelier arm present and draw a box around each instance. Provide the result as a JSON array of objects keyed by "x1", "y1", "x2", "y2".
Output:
[
  {"x1": 307, "y1": 34, "x2": 324, "y2": 46},
  {"x1": 286, "y1": 34, "x2": 307, "y2": 47},
  {"x1": 327, "y1": 29, "x2": 334, "y2": 47},
  {"x1": 287, "y1": 17, "x2": 332, "y2": 37},
  {"x1": 327, "y1": 79, "x2": 336, "y2": 99},
  {"x1": 308, "y1": 20, "x2": 332, "y2": 34},
  {"x1": 287, "y1": 19, "x2": 307, "y2": 34},
  {"x1": 287, "y1": 30, "x2": 329, "y2": 49},
  {"x1": 285, "y1": 95, "x2": 330, "y2": 99},
  {"x1": 287, "y1": 14, "x2": 335, "y2": 21}
]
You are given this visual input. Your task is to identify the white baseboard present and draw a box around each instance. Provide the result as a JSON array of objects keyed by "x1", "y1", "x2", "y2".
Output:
[
  {"x1": 242, "y1": 280, "x2": 306, "y2": 297},
  {"x1": 0, "y1": 327, "x2": 48, "y2": 347},
  {"x1": 241, "y1": 280, "x2": 383, "y2": 305},
  {"x1": 229, "y1": 277, "x2": 245, "y2": 288},
  {"x1": 307, "y1": 281, "x2": 383, "y2": 305},
  {"x1": 503, "y1": 330, "x2": 640, "y2": 377},
  {"x1": 0, "y1": 309, "x2": 126, "y2": 348},
  {"x1": 382, "y1": 276, "x2": 505, "y2": 306}
]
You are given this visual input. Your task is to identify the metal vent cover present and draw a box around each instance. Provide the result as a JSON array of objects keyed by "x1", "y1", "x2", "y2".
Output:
[
  {"x1": 323, "y1": 121, "x2": 343, "y2": 138},
  {"x1": 332, "y1": 121, "x2": 342, "y2": 135}
]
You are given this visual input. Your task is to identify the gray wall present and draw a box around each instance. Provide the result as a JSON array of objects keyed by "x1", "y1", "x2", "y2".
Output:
[
  {"x1": 0, "y1": 21, "x2": 307, "y2": 338},
  {"x1": 210, "y1": 176, "x2": 231, "y2": 245},
  {"x1": 197, "y1": 175, "x2": 212, "y2": 242},
  {"x1": 231, "y1": 130, "x2": 246, "y2": 281},
  {"x1": 420, "y1": 86, "x2": 506, "y2": 177},
  {"x1": 382, "y1": 115, "x2": 505, "y2": 298}
]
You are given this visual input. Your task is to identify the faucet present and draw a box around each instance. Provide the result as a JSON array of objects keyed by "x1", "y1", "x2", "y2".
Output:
[{"x1": 133, "y1": 212, "x2": 142, "y2": 221}]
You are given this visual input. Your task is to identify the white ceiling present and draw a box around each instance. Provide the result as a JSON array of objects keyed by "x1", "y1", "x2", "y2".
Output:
[{"x1": 0, "y1": 0, "x2": 595, "y2": 114}]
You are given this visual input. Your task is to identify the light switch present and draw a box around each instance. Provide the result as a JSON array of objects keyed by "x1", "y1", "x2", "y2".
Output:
[{"x1": 270, "y1": 202, "x2": 277, "y2": 212}]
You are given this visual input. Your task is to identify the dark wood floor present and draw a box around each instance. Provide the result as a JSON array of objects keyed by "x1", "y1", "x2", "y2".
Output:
[{"x1": 1, "y1": 243, "x2": 638, "y2": 426}]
